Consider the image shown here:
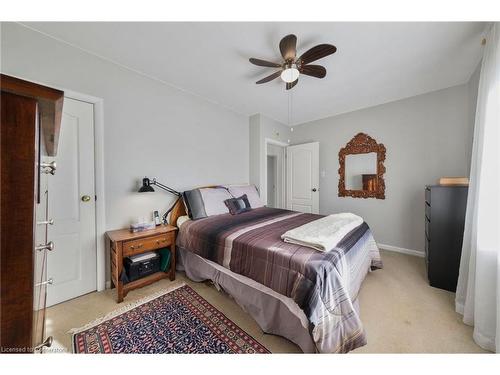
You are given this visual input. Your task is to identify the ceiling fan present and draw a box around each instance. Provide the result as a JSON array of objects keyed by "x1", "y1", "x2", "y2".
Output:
[{"x1": 249, "y1": 34, "x2": 337, "y2": 90}]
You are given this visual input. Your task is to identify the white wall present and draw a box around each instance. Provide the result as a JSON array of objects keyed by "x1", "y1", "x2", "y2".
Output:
[
  {"x1": 466, "y1": 63, "x2": 481, "y2": 176},
  {"x1": 248, "y1": 113, "x2": 291, "y2": 204},
  {"x1": 1, "y1": 23, "x2": 249, "y2": 231},
  {"x1": 267, "y1": 143, "x2": 285, "y2": 208},
  {"x1": 266, "y1": 155, "x2": 276, "y2": 207},
  {"x1": 290, "y1": 83, "x2": 476, "y2": 253}
]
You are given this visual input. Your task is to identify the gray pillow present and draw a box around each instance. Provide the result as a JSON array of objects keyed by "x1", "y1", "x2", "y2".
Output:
[
  {"x1": 183, "y1": 187, "x2": 233, "y2": 220},
  {"x1": 183, "y1": 189, "x2": 207, "y2": 220}
]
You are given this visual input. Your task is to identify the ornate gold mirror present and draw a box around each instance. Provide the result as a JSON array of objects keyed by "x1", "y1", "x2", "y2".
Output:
[{"x1": 338, "y1": 133, "x2": 386, "y2": 199}]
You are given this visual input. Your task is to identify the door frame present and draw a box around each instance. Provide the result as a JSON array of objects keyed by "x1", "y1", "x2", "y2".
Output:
[
  {"x1": 264, "y1": 138, "x2": 288, "y2": 208},
  {"x1": 63, "y1": 89, "x2": 106, "y2": 293}
]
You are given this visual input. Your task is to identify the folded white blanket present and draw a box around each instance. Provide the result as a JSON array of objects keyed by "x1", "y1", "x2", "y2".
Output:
[{"x1": 281, "y1": 212, "x2": 364, "y2": 252}]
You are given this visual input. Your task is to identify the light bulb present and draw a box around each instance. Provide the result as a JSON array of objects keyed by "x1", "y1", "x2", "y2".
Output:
[{"x1": 280, "y1": 67, "x2": 299, "y2": 83}]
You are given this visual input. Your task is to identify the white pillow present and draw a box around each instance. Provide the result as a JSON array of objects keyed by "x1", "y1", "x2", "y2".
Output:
[
  {"x1": 226, "y1": 184, "x2": 264, "y2": 208},
  {"x1": 199, "y1": 188, "x2": 233, "y2": 216},
  {"x1": 176, "y1": 215, "x2": 191, "y2": 227}
]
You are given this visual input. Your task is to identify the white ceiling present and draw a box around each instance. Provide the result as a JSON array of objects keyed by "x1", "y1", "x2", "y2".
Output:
[{"x1": 23, "y1": 22, "x2": 486, "y2": 125}]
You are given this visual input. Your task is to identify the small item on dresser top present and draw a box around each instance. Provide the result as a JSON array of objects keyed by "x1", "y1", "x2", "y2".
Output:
[
  {"x1": 281, "y1": 212, "x2": 363, "y2": 252},
  {"x1": 130, "y1": 221, "x2": 156, "y2": 233},
  {"x1": 153, "y1": 210, "x2": 161, "y2": 226},
  {"x1": 438, "y1": 177, "x2": 469, "y2": 186}
]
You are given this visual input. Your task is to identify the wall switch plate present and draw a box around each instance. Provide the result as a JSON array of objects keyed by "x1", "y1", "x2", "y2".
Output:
[{"x1": 321, "y1": 170, "x2": 326, "y2": 178}]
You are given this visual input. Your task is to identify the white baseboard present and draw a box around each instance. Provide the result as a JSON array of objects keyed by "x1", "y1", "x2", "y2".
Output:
[{"x1": 377, "y1": 243, "x2": 425, "y2": 258}]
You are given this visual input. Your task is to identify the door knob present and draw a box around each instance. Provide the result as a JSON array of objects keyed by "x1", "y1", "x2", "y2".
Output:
[
  {"x1": 81, "y1": 195, "x2": 91, "y2": 202},
  {"x1": 312, "y1": 188, "x2": 317, "y2": 192}
]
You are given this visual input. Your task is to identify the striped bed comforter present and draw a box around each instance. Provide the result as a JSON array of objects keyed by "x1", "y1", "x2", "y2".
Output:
[{"x1": 176, "y1": 207, "x2": 382, "y2": 353}]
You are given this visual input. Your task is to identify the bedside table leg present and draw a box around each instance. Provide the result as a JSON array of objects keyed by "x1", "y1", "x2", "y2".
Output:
[
  {"x1": 117, "y1": 282, "x2": 124, "y2": 303},
  {"x1": 170, "y1": 244, "x2": 176, "y2": 281}
]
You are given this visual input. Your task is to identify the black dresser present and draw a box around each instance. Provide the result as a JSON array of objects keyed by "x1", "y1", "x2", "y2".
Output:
[{"x1": 425, "y1": 185, "x2": 468, "y2": 292}]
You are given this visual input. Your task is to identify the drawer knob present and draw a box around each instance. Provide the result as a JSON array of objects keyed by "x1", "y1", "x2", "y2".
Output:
[
  {"x1": 40, "y1": 161, "x2": 57, "y2": 175},
  {"x1": 34, "y1": 336, "x2": 53, "y2": 352},
  {"x1": 130, "y1": 244, "x2": 143, "y2": 250},
  {"x1": 37, "y1": 219, "x2": 54, "y2": 226},
  {"x1": 35, "y1": 278, "x2": 54, "y2": 287},
  {"x1": 36, "y1": 241, "x2": 54, "y2": 252}
]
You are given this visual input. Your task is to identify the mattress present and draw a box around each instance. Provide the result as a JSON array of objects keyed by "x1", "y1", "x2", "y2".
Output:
[{"x1": 176, "y1": 207, "x2": 382, "y2": 353}]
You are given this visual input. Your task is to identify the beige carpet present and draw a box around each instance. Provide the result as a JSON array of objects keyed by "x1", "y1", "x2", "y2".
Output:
[{"x1": 45, "y1": 250, "x2": 487, "y2": 353}]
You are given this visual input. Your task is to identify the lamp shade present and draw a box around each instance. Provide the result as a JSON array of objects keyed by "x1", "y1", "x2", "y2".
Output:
[
  {"x1": 280, "y1": 67, "x2": 299, "y2": 83},
  {"x1": 138, "y1": 177, "x2": 155, "y2": 193}
]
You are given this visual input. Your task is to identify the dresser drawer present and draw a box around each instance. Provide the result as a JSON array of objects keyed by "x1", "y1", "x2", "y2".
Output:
[
  {"x1": 425, "y1": 216, "x2": 430, "y2": 239},
  {"x1": 123, "y1": 232, "x2": 174, "y2": 257},
  {"x1": 425, "y1": 201, "x2": 431, "y2": 221}
]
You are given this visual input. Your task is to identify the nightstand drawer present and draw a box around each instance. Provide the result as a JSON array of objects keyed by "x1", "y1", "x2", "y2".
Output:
[{"x1": 123, "y1": 233, "x2": 174, "y2": 257}]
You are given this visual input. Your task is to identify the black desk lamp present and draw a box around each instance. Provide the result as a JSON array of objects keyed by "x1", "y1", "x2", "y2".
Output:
[{"x1": 138, "y1": 177, "x2": 182, "y2": 224}]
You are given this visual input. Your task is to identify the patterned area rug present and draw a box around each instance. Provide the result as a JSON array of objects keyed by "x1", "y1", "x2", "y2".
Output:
[{"x1": 71, "y1": 283, "x2": 270, "y2": 353}]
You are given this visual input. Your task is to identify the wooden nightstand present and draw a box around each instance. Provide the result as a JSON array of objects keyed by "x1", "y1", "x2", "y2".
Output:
[{"x1": 106, "y1": 224, "x2": 177, "y2": 303}]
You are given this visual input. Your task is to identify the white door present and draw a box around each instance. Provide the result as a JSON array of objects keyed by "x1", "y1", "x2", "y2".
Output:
[
  {"x1": 286, "y1": 142, "x2": 319, "y2": 213},
  {"x1": 46, "y1": 98, "x2": 96, "y2": 306}
]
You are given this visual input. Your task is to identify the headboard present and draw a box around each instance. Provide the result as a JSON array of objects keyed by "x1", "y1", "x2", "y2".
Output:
[
  {"x1": 169, "y1": 185, "x2": 218, "y2": 227},
  {"x1": 169, "y1": 198, "x2": 186, "y2": 228}
]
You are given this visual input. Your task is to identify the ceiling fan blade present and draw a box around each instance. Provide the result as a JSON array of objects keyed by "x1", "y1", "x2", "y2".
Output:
[
  {"x1": 286, "y1": 79, "x2": 298, "y2": 90},
  {"x1": 300, "y1": 65, "x2": 327, "y2": 78},
  {"x1": 279, "y1": 34, "x2": 297, "y2": 61},
  {"x1": 249, "y1": 58, "x2": 282, "y2": 68},
  {"x1": 298, "y1": 44, "x2": 337, "y2": 65},
  {"x1": 256, "y1": 70, "x2": 282, "y2": 84}
]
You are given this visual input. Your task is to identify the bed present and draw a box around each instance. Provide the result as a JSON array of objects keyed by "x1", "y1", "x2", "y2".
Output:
[{"x1": 170, "y1": 195, "x2": 382, "y2": 353}]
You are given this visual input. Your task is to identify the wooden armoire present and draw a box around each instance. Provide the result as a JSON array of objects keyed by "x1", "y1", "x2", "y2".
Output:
[{"x1": 1, "y1": 74, "x2": 64, "y2": 353}]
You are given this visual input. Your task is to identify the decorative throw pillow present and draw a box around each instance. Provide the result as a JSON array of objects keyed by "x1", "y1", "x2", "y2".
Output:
[
  {"x1": 183, "y1": 187, "x2": 233, "y2": 220},
  {"x1": 225, "y1": 184, "x2": 264, "y2": 208},
  {"x1": 224, "y1": 194, "x2": 251, "y2": 215}
]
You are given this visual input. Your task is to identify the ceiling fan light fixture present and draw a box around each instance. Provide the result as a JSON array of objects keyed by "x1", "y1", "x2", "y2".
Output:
[
  {"x1": 250, "y1": 34, "x2": 337, "y2": 89},
  {"x1": 281, "y1": 67, "x2": 299, "y2": 83}
]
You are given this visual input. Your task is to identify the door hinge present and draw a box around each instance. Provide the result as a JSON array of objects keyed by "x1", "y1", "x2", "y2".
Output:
[{"x1": 95, "y1": 195, "x2": 97, "y2": 201}]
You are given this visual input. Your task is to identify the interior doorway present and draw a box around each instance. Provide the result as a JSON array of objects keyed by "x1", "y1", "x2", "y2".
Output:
[
  {"x1": 265, "y1": 141, "x2": 286, "y2": 208},
  {"x1": 267, "y1": 155, "x2": 278, "y2": 208}
]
